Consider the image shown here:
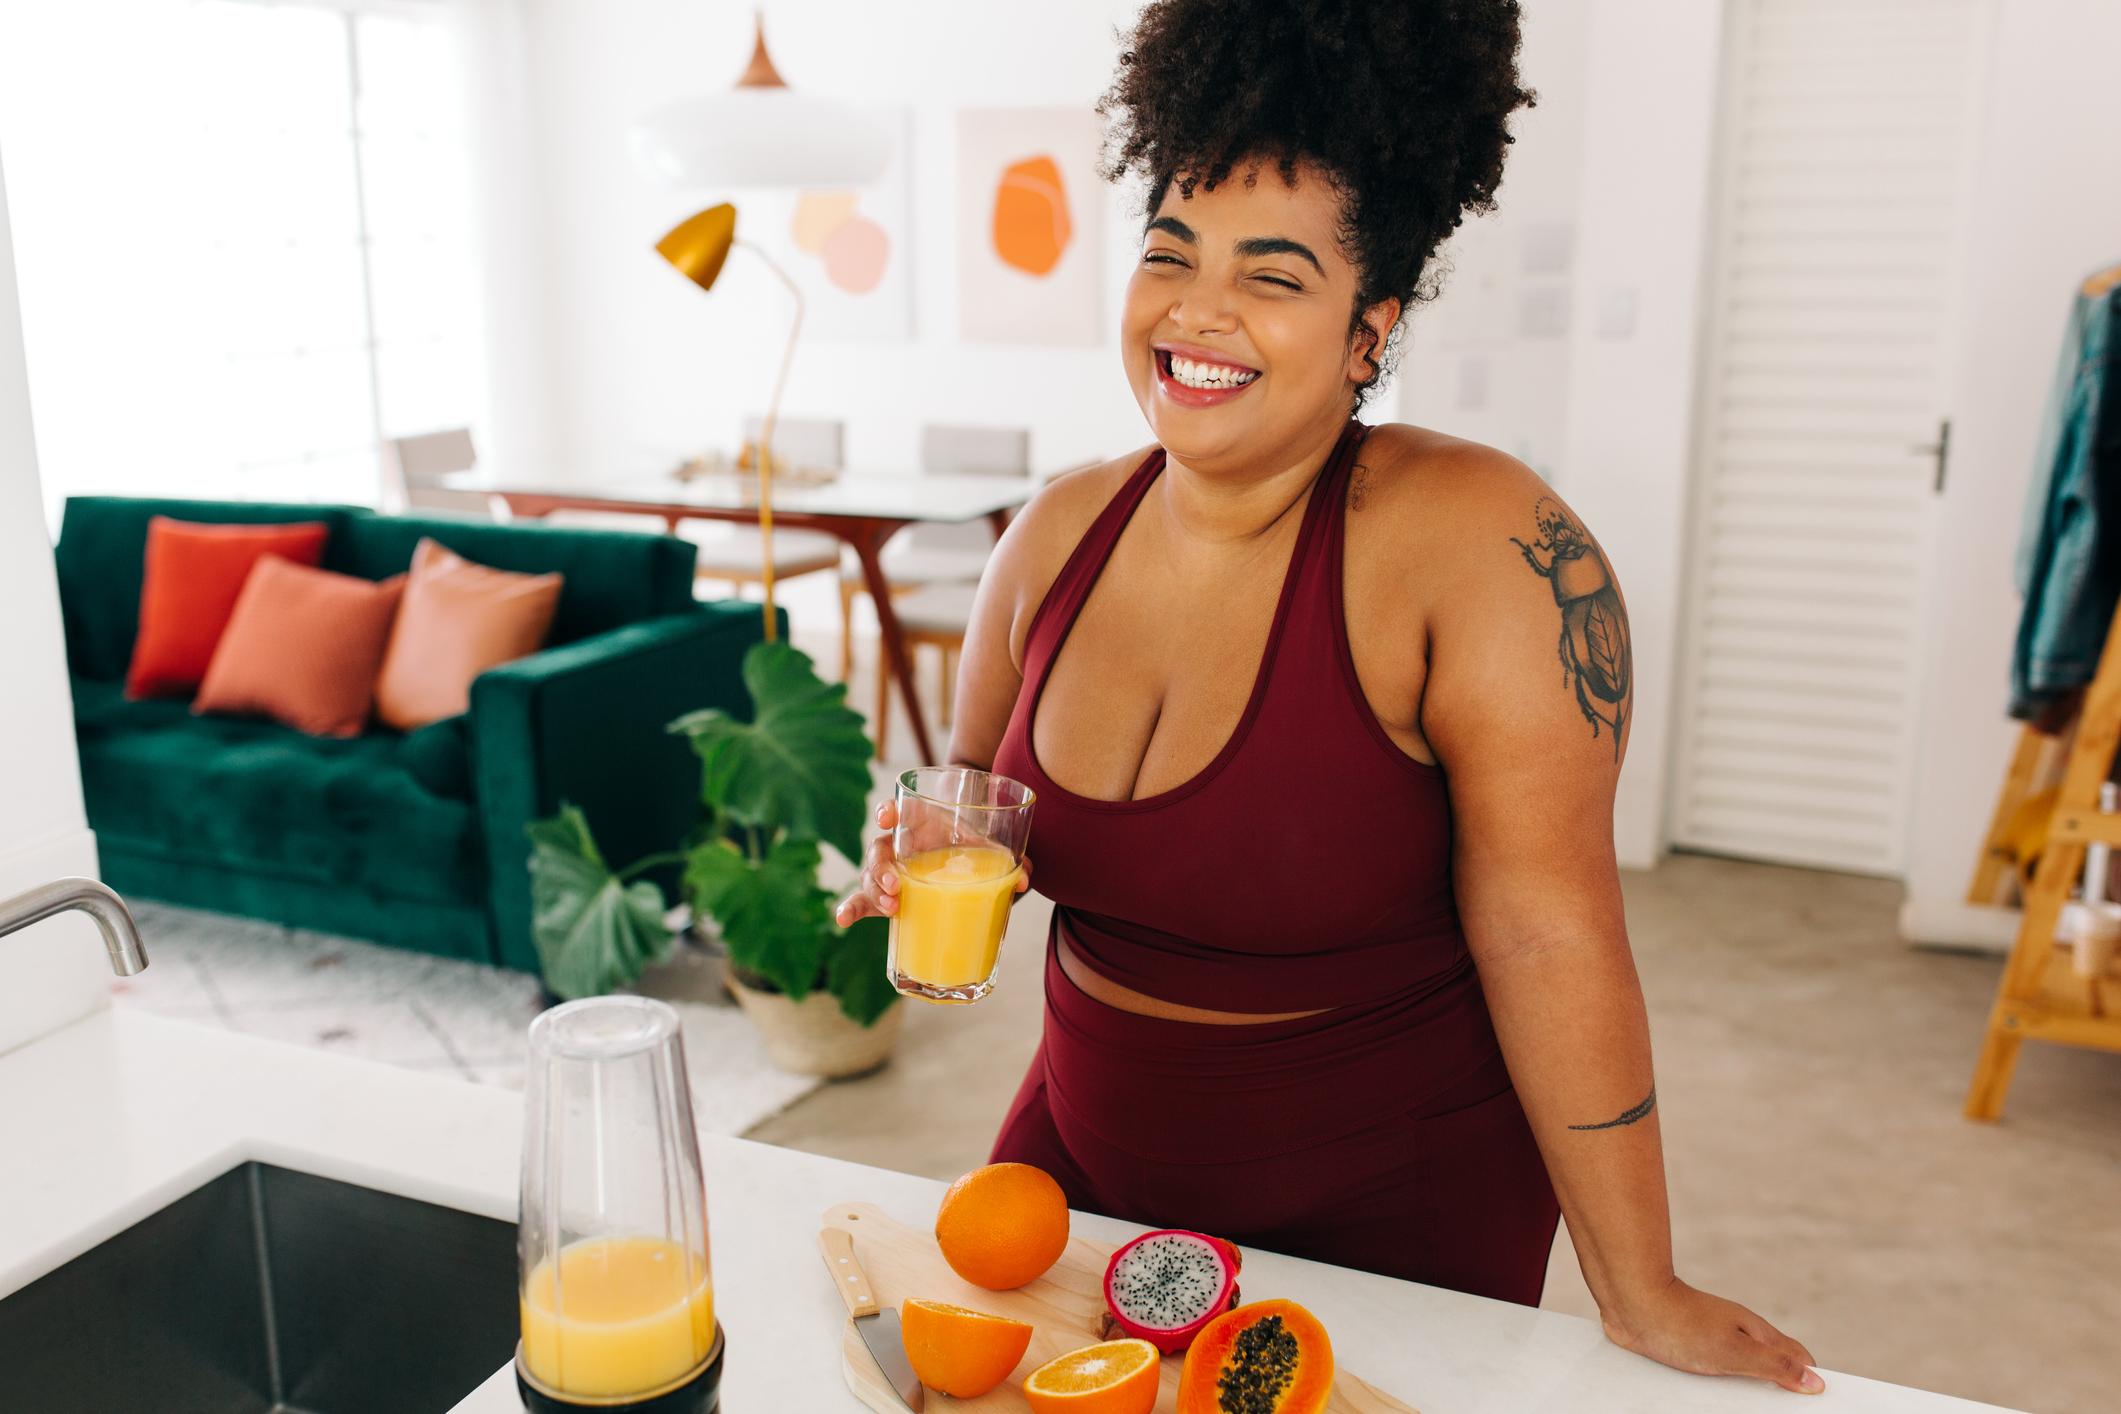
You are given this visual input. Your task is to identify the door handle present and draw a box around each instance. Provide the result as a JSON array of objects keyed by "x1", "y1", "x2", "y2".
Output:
[{"x1": 1911, "y1": 418, "x2": 1951, "y2": 494}]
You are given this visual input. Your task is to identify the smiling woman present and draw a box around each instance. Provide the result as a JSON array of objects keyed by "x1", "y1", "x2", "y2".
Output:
[{"x1": 835, "y1": 0, "x2": 1826, "y2": 1397}]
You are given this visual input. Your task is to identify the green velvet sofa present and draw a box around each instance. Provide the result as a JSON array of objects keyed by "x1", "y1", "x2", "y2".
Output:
[{"x1": 55, "y1": 496, "x2": 776, "y2": 975}]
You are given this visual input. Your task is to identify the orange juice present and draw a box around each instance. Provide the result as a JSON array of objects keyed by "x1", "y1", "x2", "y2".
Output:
[
  {"x1": 891, "y1": 844, "x2": 1021, "y2": 998},
  {"x1": 519, "y1": 1234, "x2": 714, "y2": 1398}
]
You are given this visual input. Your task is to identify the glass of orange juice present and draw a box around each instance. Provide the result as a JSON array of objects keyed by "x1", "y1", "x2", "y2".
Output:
[
  {"x1": 517, "y1": 997, "x2": 723, "y2": 1413},
  {"x1": 888, "y1": 766, "x2": 1035, "y2": 1004}
]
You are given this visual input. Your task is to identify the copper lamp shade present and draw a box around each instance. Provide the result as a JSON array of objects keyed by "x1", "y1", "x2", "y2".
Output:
[{"x1": 656, "y1": 204, "x2": 736, "y2": 293}]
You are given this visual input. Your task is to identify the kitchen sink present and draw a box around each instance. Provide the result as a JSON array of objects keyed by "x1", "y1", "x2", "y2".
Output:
[{"x1": 0, "y1": 1161, "x2": 518, "y2": 1413}]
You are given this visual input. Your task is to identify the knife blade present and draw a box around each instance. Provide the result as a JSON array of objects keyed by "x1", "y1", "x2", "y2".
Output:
[{"x1": 818, "y1": 1226, "x2": 925, "y2": 1411}]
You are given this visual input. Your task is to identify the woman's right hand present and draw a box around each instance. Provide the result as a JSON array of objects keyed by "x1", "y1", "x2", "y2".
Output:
[{"x1": 834, "y1": 800, "x2": 901, "y2": 926}]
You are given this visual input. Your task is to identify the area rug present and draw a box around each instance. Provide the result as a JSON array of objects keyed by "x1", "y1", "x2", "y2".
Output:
[{"x1": 110, "y1": 900, "x2": 824, "y2": 1137}]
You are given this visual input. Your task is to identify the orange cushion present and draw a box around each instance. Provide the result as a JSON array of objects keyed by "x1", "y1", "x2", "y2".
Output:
[
  {"x1": 373, "y1": 538, "x2": 563, "y2": 730},
  {"x1": 193, "y1": 557, "x2": 407, "y2": 738},
  {"x1": 125, "y1": 517, "x2": 331, "y2": 699}
]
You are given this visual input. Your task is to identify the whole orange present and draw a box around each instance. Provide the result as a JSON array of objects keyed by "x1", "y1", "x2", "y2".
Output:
[
  {"x1": 935, "y1": 1162, "x2": 1071, "y2": 1290},
  {"x1": 900, "y1": 1299, "x2": 1034, "y2": 1398}
]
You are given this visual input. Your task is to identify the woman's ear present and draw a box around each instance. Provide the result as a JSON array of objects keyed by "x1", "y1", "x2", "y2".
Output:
[{"x1": 1351, "y1": 296, "x2": 1400, "y2": 379}]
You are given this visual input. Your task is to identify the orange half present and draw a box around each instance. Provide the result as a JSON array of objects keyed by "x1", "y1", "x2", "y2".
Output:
[
  {"x1": 1022, "y1": 1338, "x2": 1161, "y2": 1414},
  {"x1": 900, "y1": 1298, "x2": 1033, "y2": 1399}
]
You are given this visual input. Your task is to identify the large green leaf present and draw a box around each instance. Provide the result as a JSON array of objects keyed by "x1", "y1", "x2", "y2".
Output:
[
  {"x1": 668, "y1": 641, "x2": 872, "y2": 863},
  {"x1": 824, "y1": 916, "x2": 898, "y2": 1026},
  {"x1": 526, "y1": 806, "x2": 673, "y2": 1000},
  {"x1": 684, "y1": 836, "x2": 834, "y2": 1001}
]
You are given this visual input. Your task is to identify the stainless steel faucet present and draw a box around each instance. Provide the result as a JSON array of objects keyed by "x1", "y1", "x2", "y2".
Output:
[{"x1": 0, "y1": 877, "x2": 148, "y2": 975}]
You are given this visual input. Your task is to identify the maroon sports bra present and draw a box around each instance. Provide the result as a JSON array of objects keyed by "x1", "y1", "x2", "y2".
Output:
[{"x1": 991, "y1": 418, "x2": 1473, "y2": 1014}]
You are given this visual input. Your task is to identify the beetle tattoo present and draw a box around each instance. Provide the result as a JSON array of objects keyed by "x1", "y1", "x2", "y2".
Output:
[{"x1": 1511, "y1": 498, "x2": 1631, "y2": 761}]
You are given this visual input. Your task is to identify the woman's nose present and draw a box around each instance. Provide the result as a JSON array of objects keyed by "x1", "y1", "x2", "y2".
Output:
[{"x1": 1167, "y1": 288, "x2": 1237, "y2": 336}]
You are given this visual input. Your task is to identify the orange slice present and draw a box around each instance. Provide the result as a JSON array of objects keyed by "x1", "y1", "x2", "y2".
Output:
[
  {"x1": 899, "y1": 1298, "x2": 1034, "y2": 1399},
  {"x1": 1022, "y1": 1337, "x2": 1161, "y2": 1414}
]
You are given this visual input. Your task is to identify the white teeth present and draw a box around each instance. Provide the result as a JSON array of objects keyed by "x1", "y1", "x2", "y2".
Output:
[{"x1": 1167, "y1": 354, "x2": 1258, "y2": 390}]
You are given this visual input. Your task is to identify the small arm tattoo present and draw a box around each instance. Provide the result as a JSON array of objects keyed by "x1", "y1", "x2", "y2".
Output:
[
  {"x1": 1350, "y1": 461, "x2": 1372, "y2": 512},
  {"x1": 1567, "y1": 1085, "x2": 1656, "y2": 1130},
  {"x1": 1510, "y1": 497, "x2": 1632, "y2": 762}
]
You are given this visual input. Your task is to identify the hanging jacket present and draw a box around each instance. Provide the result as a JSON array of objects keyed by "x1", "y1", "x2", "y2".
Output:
[{"x1": 2010, "y1": 278, "x2": 2121, "y2": 725}]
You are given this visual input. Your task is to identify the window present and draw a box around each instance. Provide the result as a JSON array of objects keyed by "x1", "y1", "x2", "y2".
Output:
[{"x1": 0, "y1": 0, "x2": 485, "y2": 511}]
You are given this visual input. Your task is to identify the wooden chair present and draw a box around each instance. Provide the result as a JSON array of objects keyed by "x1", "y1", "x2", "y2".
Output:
[
  {"x1": 383, "y1": 429, "x2": 497, "y2": 517},
  {"x1": 842, "y1": 424, "x2": 1031, "y2": 683},
  {"x1": 873, "y1": 583, "x2": 980, "y2": 761},
  {"x1": 688, "y1": 413, "x2": 846, "y2": 609}
]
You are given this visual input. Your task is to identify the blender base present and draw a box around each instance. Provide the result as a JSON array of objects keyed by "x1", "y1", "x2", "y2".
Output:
[{"x1": 515, "y1": 1323, "x2": 725, "y2": 1414}]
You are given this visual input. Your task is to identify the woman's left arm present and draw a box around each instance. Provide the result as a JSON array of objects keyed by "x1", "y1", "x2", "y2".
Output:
[{"x1": 1418, "y1": 462, "x2": 1824, "y2": 1397}]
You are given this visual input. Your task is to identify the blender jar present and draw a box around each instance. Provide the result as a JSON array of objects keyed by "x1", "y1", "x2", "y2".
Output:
[{"x1": 517, "y1": 996, "x2": 722, "y2": 1412}]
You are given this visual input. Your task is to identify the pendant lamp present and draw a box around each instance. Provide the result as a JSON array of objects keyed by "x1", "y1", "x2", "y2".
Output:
[{"x1": 629, "y1": 11, "x2": 892, "y2": 189}]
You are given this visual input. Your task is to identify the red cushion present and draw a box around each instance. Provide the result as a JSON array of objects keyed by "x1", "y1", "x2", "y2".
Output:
[
  {"x1": 125, "y1": 517, "x2": 330, "y2": 699},
  {"x1": 193, "y1": 557, "x2": 407, "y2": 738}
]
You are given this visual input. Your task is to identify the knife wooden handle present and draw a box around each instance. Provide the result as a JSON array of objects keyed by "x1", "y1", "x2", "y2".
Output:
[{"x1": 818, "y1": 1227, "x2": 881, "y2": 1318}]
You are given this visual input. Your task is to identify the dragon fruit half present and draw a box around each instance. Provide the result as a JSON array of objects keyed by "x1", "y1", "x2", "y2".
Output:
[{"x1": 1100, "y1": 1229, "x2": 1242, "y2": 1353}]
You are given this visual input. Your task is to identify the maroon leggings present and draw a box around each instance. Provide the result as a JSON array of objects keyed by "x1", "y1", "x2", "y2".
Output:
[{"x1": 989, "y1": 940, "x2": 1561, "y2": 1307}]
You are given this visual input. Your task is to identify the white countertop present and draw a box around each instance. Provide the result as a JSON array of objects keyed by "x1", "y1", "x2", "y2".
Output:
[{"x1": 0, "y1": 1008, "x2": 2014, "y2": 1413}]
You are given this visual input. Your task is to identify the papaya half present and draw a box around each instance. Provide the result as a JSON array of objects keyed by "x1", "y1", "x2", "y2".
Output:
[{"x1": 1177, "y1": 1298, "x2": 1334, "y2": 1414}]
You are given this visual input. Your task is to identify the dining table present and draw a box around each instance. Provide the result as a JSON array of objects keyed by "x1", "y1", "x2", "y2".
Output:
[{"x1": 443, "y1": 465, "x2": 1041, "y2": 763}]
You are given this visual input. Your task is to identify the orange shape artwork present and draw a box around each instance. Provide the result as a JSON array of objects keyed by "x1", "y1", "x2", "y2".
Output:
[
  {"x1": 991, "y1": 154, "x2": 1071, "y2": 276},
  {"x1": 823, "y1": 214, "x2": 890, "y2": 294}
]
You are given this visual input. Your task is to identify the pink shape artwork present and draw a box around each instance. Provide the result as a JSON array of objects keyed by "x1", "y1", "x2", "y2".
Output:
[{"x1": 822, "y1": 214, "x2": 890, "y2": 295}]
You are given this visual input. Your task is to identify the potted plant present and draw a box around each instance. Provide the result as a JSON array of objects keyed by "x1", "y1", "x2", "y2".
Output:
[{"x1": 525, "y1": 641, "x2": 902, "y2": 1077}]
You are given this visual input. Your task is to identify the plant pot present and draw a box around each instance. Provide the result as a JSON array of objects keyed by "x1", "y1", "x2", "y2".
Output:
[{"x1": 724, "y1": 970, "x2": 903, "y2": 1079}]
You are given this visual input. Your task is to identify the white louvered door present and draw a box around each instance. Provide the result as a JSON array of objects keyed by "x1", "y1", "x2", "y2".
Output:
[{"x1": 1667, "y1": 0, "x2": 1992, "y2": 875}]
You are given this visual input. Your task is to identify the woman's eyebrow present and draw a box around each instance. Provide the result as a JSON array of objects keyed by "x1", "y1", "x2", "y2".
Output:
[
  {"x1": 1234, "y1": 236, "x2": 1323, "y2": 276},
  {"x1": 1144, "y1": 216, "x2": 1324, "y2": 277}
]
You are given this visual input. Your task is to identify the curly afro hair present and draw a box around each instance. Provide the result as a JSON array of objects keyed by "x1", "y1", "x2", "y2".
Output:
[{"x1": 1097, "y1": 0, "x2": 1535, "y2": 413}]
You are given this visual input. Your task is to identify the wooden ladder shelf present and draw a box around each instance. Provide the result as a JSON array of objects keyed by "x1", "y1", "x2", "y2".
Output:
[{"x1": 1964, "y1": 595, "x2": 2121, "y2": 1119}]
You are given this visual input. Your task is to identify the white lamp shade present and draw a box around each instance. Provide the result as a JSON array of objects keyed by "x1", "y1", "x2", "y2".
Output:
[{"x1": 629, "y1": 91, "x2": 893, "y2": 188}]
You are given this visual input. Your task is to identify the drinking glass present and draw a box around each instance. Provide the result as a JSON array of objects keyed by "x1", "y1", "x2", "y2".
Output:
[
  {"x1": 887, "y1": 766, "x2": 1035, "y2": 1004},
  {"x1": 517, "y1": 996, "x2": 723, "y2": 1413}
]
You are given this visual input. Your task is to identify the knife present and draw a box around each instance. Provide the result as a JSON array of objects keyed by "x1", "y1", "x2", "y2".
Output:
[{"x1": 818, "y1": 1226, "x2": 925, "y2": 1411}]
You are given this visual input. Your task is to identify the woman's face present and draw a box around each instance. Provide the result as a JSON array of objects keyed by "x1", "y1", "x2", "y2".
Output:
[{"x1": 1122, "y1": 155, "x2": 1394, "y2": 467}]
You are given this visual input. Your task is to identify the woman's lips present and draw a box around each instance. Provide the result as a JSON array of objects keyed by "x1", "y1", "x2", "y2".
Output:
[{"x1": 1154, "y1": 349, "x2": 1261, "y2": 408}]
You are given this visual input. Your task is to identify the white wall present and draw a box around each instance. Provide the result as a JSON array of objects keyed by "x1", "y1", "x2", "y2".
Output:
[
  {"x1": 1403, "y1": 0, "x2": 1725, "y2": 870},
  {"x1": 448, "y1": 0, "x2": 563, "y2": 484},
  {"x1": 1558, "y1": 0, "x2": 1727, "y2": 871},
  {"x1": 1400, "y1": 0, "x2": 1591, "y2": 484},
  {"x1": 0, "y1": 149, "x2": 107, "y2": 1054},
  {"x1": 1900, "y1": 0, "x2": 2121, "y2": 942}
]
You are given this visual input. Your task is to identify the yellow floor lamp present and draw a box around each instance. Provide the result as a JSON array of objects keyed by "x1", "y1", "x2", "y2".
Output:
[{"x1": 633, "y1": 9, "x2": 891, "y2": 643}]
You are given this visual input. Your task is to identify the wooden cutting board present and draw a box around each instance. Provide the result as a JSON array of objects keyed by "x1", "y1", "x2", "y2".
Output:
[{"x1": 822, "y1": 1201, "x2": 1418, "y2": 1413}]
